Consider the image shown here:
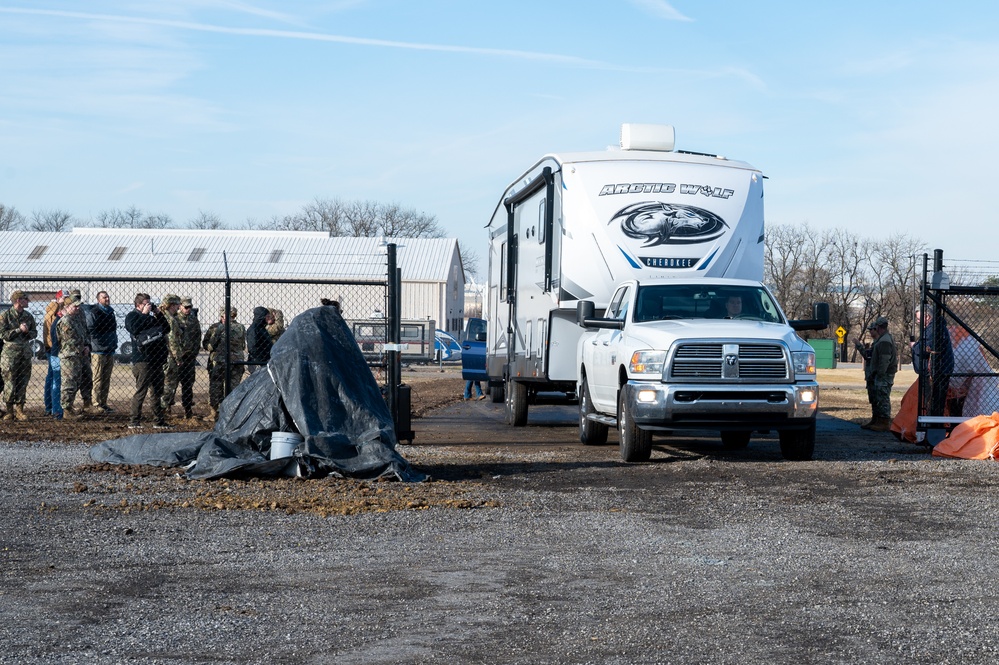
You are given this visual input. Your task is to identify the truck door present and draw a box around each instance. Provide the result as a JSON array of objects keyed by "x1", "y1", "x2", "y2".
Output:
[{"x1": 590, "y1": 285, "x2": 630, "y2": 408}]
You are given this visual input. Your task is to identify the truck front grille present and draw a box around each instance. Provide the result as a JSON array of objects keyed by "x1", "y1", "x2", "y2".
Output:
[{"x1": 668, "y1": 342, "x2": 789, "y2": 382}]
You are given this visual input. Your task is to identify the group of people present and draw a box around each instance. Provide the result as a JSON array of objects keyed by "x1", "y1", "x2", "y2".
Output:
[
  {"x1": 122, "y1": 296, "x2": 283, "y2": 428},
  {"x1": 0, "y1": 289, "x2": 286, "y2": 428}
]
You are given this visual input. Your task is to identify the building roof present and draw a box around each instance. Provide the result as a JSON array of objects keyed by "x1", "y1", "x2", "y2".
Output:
[{"x1": 0, "y1": 229, "x2": 460, "y2": 282}]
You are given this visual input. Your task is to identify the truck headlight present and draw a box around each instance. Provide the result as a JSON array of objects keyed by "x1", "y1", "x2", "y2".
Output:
[
  {"x1": 792, "y1": 351, "x2": 816, "y2": 376},
  {"x1": 630, "y1": 350, "x2": 666, "y2": 375}
]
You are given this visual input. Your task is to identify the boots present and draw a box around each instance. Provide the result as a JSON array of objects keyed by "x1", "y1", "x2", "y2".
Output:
[
  {"x1": 82, "y1": 398, "x2": 94, "y2": 414},
  {"x1": 860, "y1": 409, "x2": 876, "y2": 430},
  {"x1": 13, "y1": 405, "x2": 28, "y2": 422},
  {"x1": 869, "y1": 417, "x2": 891, "y2": 432}
]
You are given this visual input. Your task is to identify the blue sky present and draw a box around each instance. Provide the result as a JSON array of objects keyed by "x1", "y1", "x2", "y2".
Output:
[{"x1": 2, "y1": 1, "x2": 998, "y2": 277}]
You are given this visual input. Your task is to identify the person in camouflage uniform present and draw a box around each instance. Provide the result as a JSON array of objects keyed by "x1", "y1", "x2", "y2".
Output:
[
  {"x1": 1, "y1": 290, "x2": 37, "y2": 421},
  {"x1": 202, "y1": 306, "x2": 246, "y2": 420},
  {"x1": 161, "y1": 296, "x2": 202, "y2": 419},
  {"x1": 57, "y1": 295, "x2": 90, "y2": 419},
  {"x1": 861, "y1": 315, "x2": 897, "y2": 432},
  {"x1": 266, "y1": 308, "x2": 285, "y2": 343}
]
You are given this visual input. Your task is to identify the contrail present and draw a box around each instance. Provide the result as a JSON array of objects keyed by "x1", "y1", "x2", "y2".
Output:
[{"x1": 0, "y1": 7, "x2": 607, "y2": 67}]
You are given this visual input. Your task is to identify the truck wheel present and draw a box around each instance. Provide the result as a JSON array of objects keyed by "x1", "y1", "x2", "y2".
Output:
[
  {"x1": 490, "y1": 383, "x2": 504, "y2": 403},
  {"x1": 779, "y1": 421, "x2": 816, "y2": 461},
  {"x1": 506, "y1": 379, "x2": 528, "y2": 426},
  {"x1": 579, "y1": 376, "x2": 608, "y2": 446},
  {"x1": 721, "y1": 430, "x2": 751, "y2": 450},
  {"x1": 618, "y1": 390, "x2": 651, "y2": 462}
]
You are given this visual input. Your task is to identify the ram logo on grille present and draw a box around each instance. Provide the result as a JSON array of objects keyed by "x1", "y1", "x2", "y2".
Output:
[{"x1": 725, "y1": 354, "x2": 737, "y2": 366}]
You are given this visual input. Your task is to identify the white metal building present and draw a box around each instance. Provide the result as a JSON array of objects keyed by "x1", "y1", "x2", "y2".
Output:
[{"x1": 0, "y1": 229, "x2": 466, "y2": 333}]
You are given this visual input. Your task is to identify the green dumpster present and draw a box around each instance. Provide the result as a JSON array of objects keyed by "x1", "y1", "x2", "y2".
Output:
[{"x1": 808, "y1": 338, "x2": 837, "y2": 369}]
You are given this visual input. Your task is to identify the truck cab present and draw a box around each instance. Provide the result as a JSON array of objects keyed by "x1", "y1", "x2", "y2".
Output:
[{"x1": 577, "y1": 278, "x2": 825, "y2": 462}]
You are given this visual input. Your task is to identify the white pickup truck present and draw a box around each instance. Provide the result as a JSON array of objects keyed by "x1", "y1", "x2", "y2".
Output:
[{"x1": 576, "y1": 278, "x2": 827, "y2": 462}]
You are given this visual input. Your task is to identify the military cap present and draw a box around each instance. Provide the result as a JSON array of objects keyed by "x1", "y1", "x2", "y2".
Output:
[
  {"x1": 163, "y1": 294, "x2": 182, "y2": 306},
  {"x1": 181, "y1": 297, "x2": 193, "y2": 308},
  {"x1": 219, "y1": 306, "x2": 237, "y2": 318},
  {"x1": 10, "y1": 290, "x2": 28, "y2": 302},
  {"x1": 62, "y1": 295, "x2": 80, "y2": 307},
  {"x1": 70, "y1": 289, "x2": 82, "y2": 297}
]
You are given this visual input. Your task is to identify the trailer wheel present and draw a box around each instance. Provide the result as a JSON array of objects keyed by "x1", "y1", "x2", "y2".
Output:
[
  {"x1": 505, "y1": 379, "x2": 528, "y2": 426},
  {"x1": 721, "y1": 430, "x2": 751, "y2": 450},
  {"x1": 779, "y1": 421, "x2": 816, "y2": 461},
  {"x1": 579, "y1": 376, "x2": 608, "y2": 446},
  {"x1": 490, "y1": 383, "x2": 504, "y2": 403},
  {"x1": 618, "y1": 390, "x2": 651, "y2": 462}
]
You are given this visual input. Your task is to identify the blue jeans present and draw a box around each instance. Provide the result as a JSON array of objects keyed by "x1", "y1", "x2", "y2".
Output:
[
  {"x1": 44, "y1": 359, "x2": 54, "y2": 413},
  {"x1": 463, "y1": 380, "x2": 483, "y2": 399},
  {"x1": 49, "y1": 356, "x2": 63, "y2": 417}
]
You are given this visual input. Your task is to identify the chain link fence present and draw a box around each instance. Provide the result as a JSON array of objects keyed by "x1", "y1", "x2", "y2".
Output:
[
  {"x1": 1, "y1": 275, "x2": 388, "y2": 423},
  {"x1": 917, "y1": 250, "x2": 999, "y2": 431}
]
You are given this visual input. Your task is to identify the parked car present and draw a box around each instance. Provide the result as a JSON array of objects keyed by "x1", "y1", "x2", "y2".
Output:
[
  {"x1": 434, "y1": 329, "x2": 462, "y2": 363},
  {"x1": 461, "y1": 317, "x2": 488, "y2": 386}
]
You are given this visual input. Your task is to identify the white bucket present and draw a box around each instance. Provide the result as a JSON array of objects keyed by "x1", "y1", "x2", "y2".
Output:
[{"x1": 270, "y1": 431, "x2": 304, "y2": 460}]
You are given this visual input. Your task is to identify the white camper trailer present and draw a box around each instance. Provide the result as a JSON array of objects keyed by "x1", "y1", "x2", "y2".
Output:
[{"x1": 486, "y1": 124, "x2": 780, "y2": 426}]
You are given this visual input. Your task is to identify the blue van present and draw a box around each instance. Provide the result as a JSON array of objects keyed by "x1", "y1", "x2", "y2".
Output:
[{"x1": 461, "y1": 317, "x2": 487, "y2": 383}]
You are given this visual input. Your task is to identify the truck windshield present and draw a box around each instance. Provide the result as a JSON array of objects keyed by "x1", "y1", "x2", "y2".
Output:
[{"x1": 633, "y1": 284, "x2": 784, "y2": 324}]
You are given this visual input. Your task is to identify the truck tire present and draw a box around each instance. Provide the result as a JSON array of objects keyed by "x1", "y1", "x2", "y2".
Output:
[
  {"x1": 579, "y1": 376, "x2": 608, "y2": 446},
  {"x1": 779, "y1": 421, "x2": 816, "y2": 461},
  {"x1": 490, "y1": 383, "x2": 504, "y2": 403},
  {"x1": 721, "y1": 430, "x2": 751, "y2": 450},
  {"x1": 506, "y1": 379, "x2": 528, "y2": 426},
  {"x1": 618, "y1": 390, "x2": 651, "y2": 462}
]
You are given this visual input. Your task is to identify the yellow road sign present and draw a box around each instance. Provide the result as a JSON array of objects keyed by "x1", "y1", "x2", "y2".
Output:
[{"x1": 835, "y1": 326, "x2": 846, "y2": 342}]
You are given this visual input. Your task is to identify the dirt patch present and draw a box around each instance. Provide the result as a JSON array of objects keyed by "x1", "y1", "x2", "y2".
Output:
[{"x1": 8, "y1": 365, "x2": 928, "y2": 518}]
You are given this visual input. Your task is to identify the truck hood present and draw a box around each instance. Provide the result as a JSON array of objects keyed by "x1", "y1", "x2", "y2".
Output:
[{"x1": 626, "y1": 319, "x2": 810, "y2": 351}]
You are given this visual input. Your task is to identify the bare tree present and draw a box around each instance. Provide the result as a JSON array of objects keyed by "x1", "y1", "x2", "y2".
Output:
[
  {"x1": 764, "y1": 222, "x2": 814, "y2": 319},
  {"x1": 188, "y1": 210, "x2": 225, "y2": 230},
  {"x1": 261, "y1": 198, "x2": 447, "y2": 240},
  {"x1": 28, "y1": 209, "x2": 74, "y2": 232},
  {"x1": 0, "y1": 203, "x2": 25, "y2": 231},
  {"x1": 824, "y1": 228, "x2": 870, "y2": 345},
  {"x1": 93, "y1": 206, "x2": 172, "y2": 229},
  {"x1": 458, "y1": 241, "x2": 480, "y2": 281}
]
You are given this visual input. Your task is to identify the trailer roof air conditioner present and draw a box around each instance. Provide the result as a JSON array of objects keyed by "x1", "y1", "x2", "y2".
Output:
[{"x1": 620, "y1": 123, "x2": 675, "y2": 152}]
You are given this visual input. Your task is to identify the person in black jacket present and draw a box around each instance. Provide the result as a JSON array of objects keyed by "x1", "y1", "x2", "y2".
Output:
[
  {"x1": 245, "y1": 306, "x2": 273, "y2": 373},
  {"x1": 88, "y1": 290, "x2": 118, "y2": 413},
  {"x1": 124, "y1": 293, "x2": 171, "y2": 429}
]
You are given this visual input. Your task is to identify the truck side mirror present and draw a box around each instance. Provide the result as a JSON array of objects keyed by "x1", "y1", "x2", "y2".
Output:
[
  {"x1": 475, "y1": 331, "x2": 487, "y2": 342},
  {"x1": 576, "y1": 300, "x2": 625, "y2": 330},
  {"x1": 790, "y1": 302, "x2": 831, "y2": 332}
]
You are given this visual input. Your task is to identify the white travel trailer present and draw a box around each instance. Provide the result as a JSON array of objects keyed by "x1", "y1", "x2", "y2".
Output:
[{"x1": 485, "y1": 124, "x2": 771, "y2": 425}]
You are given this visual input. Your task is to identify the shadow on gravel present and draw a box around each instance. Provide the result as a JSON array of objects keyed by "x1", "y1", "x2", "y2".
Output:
[{"x1": 414, "y1": 400, "x2": 934, "y2": 466}]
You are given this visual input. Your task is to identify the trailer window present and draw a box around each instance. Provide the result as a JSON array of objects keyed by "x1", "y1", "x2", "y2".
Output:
[
  {"x1": 538, "y1": 198, "x2": 546, "y2": 244},
  {"x1": 500, "y1": 242, "x2": 507, "y2": 298}
]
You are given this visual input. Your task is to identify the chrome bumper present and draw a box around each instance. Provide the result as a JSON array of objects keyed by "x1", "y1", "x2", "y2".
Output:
[{"x1": 622, "y1": 380, "x2": 819, "y2": 429}]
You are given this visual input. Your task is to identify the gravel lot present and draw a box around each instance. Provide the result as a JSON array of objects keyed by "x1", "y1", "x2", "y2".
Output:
[{"x1": 3, "y1": 366, "x2": 999, "y2": 664}]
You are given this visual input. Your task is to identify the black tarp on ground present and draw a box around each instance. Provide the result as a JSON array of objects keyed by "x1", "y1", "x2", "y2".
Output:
[{"x1": 89, "y1": 306, "x2": 425, "y2": 482}]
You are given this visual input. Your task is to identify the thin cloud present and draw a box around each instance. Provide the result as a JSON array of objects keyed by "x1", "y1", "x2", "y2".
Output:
[
  {"x1": 628, "y1": 0, "x2": 694, "y2": 22},
  {"x1": 0, "y1": 7, "x2": 608, "y2": 68}
]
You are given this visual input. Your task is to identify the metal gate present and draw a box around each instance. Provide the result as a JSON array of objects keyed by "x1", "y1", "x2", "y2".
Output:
[{"x1": 916, "y1": 249, "x2": 999, "y2": 443}]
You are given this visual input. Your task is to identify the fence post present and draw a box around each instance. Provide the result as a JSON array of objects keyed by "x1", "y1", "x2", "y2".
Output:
[
  {"x1": 223, "y1": 252, "x2": 231, "y2": 398},
  {"x1": 386, "y1": 244, "x2": 398, "y2": 423}
]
